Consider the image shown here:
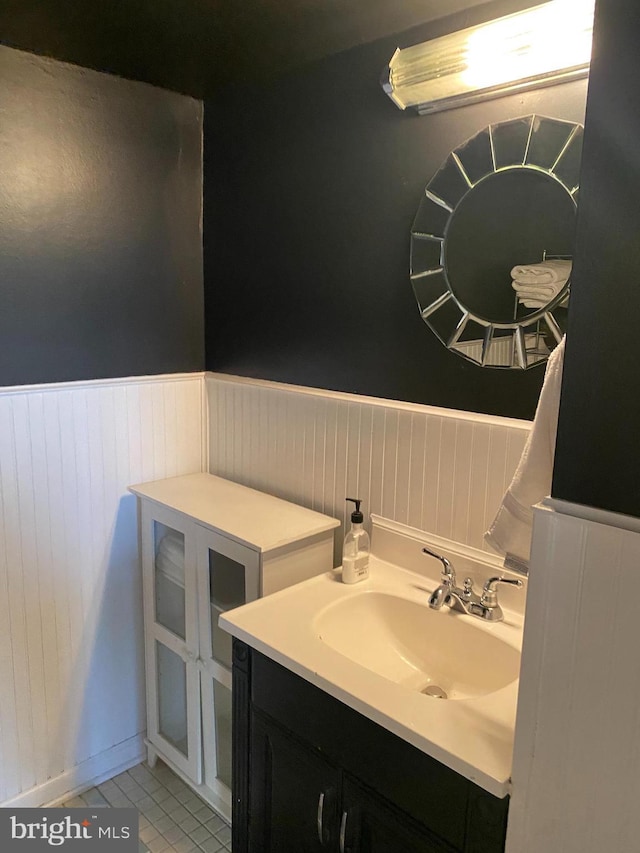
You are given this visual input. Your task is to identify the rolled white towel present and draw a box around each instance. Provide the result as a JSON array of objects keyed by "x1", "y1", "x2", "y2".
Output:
[
  {"x1": 512, "y1": 281, "x2": 566, "y2": 308},
  {"x1": 512, "y1": 283, "x2": 561, "y2": 299},
  {"x1": 510, "y1": 259, "x2": 572, "y2": 285},
  {"x1": 512, "y1": 280, "x2": 562, "y2": 294}
]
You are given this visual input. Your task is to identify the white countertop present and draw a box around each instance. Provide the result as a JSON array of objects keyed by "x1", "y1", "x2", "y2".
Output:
[
  {"x1": 129, "y1": 473, "x2": 339, "y2": 553},
  {"x1": 220, "y1": 556, "x2": 523, "y2": 798}
]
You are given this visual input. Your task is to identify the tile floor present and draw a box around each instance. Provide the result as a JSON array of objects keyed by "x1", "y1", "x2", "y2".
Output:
[{"x1": 58, "y1": 760, "x2": 231, "y2": 853}]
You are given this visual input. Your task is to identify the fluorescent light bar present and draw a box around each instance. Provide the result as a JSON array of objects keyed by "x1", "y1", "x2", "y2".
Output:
[{"x1": 382, "y1": 0, "x2": 595, "y2": 115}]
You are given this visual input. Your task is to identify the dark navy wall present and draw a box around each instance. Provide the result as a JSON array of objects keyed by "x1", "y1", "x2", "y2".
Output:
[
  {"x1": 0, "y1": 45, "x2": 204, "y2": 387},
  {"x1": 553, "y1": 0, "x2": 640, "y2": 517},
  {"x1": 204, "y1": 12, "x2": 587, "y2": 420}
]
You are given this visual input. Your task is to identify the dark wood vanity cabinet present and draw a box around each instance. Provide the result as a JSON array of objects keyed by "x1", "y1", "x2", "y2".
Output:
[
  {"x1": 250, "y1": 712, "x2": 339, "y2": 851},
  {"x1": 232, "y1": 641, "x2": 509, "y2": 853},
  {"x1": 340, "y1": 776, "x2": 455, "y2": 853},
  {"x1": 249, "y1": 713, "x2": 450, "y2": 853}
]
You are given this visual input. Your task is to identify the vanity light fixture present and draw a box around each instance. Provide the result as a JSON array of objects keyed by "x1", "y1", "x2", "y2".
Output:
[{"x1": 382, "y1": 0, "x2": 595, "y2": 115}]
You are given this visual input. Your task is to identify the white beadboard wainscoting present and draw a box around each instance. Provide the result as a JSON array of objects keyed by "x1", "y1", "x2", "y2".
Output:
[
  {"x1": 507, "y1": 499, "x2": 640, "y2": 853},
  {"x1": 205, "y1": 373, "x2": 531, "y2": 563},
  {"x1": 0, "y1": 373, "x2": 205, "y2": 807}
]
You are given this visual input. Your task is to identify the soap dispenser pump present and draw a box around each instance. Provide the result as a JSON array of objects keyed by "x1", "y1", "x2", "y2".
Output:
[{"x1": 342, "y1": 498, "x2": 370, "y2": 584}]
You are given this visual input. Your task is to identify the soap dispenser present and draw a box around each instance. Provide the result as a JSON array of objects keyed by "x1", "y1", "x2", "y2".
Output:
[{"x1": 342, "y1": 498, "x2": 370, "y2": 584}]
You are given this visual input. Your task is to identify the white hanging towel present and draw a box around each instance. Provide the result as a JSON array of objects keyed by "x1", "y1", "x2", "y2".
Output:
[{"x1": 484, "y1": 336, "x2": 566, "y2": 570}]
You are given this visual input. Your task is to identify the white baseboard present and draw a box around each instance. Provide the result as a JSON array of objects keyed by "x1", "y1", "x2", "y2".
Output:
[{"x1": 1, "y1": 734, "x2": 146, "y2": 809}]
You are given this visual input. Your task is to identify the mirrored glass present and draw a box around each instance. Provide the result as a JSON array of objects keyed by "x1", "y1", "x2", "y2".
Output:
[
  {"x1": 491, "y1": 116, "x2": 532, "y2": 169},
  {"x1": 525, "y1": 116, "x2": 575, "y2": 169},
  {"x1": 456, "y1": 129, "x2": 494, "y2": 186},
  {"x1": 412, "y1": 195, "x2": 450, "y2": 238},
  {"x1": 553, "y1": 128, "x2": 584, "y2": 190},
  {"x1": 423, "y1": 297, "x2": 464, "y2": 346},
  {"x1": 428, "y1": 154, "x2": 469, "y2": 208},
  {"x1": 410, "y1": 234, "x2": 442, "y2": 276},
  {"x1": 444, "y1": 169, "x2": 575, "y2": 323},
  {"x1": 410, "y1": 114, "x2": 581, "y2": 369},
  {"x1": 411, "y1": 270, "x2": 449, "y2": 316}
]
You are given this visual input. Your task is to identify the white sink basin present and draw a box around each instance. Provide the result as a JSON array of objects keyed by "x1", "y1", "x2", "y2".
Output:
[
  {"x1": 315, "y1": 591, "x2": 520, "y2": 700},
  {"x1": 220, "y1": 548, "x2": 525, "y2": 798}
]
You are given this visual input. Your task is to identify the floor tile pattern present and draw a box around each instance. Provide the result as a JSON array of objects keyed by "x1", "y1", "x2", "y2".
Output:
[{"x1": 59, "y1": 761, "x2": 231, "y2": 853}]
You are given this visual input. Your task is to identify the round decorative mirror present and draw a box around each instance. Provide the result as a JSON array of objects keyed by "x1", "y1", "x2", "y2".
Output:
[{"x1": 410, "y1": 114, "x2": 583, "y2": 369}]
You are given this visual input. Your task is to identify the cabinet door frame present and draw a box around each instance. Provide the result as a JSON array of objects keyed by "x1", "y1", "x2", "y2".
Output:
[
  {"x1": 196, "y1": 527, "x2": 260, "y2": 795},
  {"x1": 141, "y1": 501, "x2": 202, "y2": 783},
  {"x1": 249, "y1": 710, "x2": 340, "y2": 853},
  {"x1": 196, "y1": 527, "x2": 260, "y2": 683},
  {"x1": 340, "y1": 775, "x2": 456, "y2": 853}
]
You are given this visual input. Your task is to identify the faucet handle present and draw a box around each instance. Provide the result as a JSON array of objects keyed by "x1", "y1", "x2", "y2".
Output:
[
  {"x1": 422, "y1": 547, "x2": 455, "y2": 584},
  {"x1": 480, "y1": 576, "x2": 523, "y2": 608}
]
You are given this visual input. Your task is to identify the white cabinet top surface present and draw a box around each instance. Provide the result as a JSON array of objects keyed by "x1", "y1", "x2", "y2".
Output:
[{"x1": 129, "y1": 473, "x2": 339, "y2": 553}]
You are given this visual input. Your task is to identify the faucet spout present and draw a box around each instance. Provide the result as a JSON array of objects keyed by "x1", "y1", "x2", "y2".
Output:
[{"x1": 427, "y1": 583, "x2": 451, "y2": 610}]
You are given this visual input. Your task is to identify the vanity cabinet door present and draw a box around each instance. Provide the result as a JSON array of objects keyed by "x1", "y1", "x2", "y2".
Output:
[
  {"x1": 340, "y1": 777, "x2": 456, "y2": 853},
  {"x1": 249, "y1": 713, "x2": 339, "y2": 853}
]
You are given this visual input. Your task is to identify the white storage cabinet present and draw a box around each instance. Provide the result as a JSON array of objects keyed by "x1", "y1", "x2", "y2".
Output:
[{"x1": 130, "y1": 473, "x2": 339, "y2": 821}]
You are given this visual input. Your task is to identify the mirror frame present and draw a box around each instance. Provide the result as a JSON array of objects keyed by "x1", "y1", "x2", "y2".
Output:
[{"x1": 410, "y1": 114, "x2": 583, "y2": 369}]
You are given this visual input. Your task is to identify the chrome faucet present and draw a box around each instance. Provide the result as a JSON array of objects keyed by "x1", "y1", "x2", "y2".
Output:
[
  {"x1": 422, "y1": 547, "x2": 523, "y2": 622},
  {"x1": 422, "y1": 547, "x2": 455, "y2": 609}
]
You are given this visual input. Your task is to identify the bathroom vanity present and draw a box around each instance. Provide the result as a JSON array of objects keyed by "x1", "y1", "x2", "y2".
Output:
[
  {"x1": 233, "y1": 642, "x2": 508, "y2": 852},
  {"x1": 129, "y1": 473, "x2": 339, "y2": 821},
  {"x1": 221, "y1": 516, "x2": 525, "y2": 852}
]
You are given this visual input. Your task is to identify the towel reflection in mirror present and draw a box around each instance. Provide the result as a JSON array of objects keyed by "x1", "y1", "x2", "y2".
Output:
[{"x1": 511, "y1": 260, "x2": 572, "y2": 309}]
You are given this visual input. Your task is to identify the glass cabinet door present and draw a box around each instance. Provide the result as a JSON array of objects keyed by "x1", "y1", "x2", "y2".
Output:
[
  {"x1": 197, "y1": 528, "x2": 260, "y2": 799},
  {"x1": 208, "y1": 546, "x2": 249, "y2": 668},
  {"x1": 156, "y1": 642, "x2": 189, "y2": 756},
  {"x1": 141, "y1": 502, "x2": 201, "y2": 784},
  {"x1": 153, "y1": 520, "x2": 186, "y2": 639},
  {"x1": 200, "y1": 675, "x2": 233, "y2": 791}
]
